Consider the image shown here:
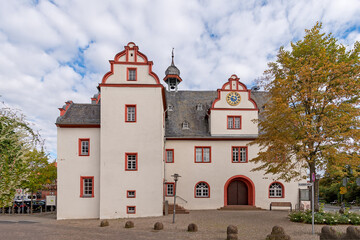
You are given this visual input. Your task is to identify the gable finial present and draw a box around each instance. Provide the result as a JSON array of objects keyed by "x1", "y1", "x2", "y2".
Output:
[{"x1": 171, "y1": 48, "x2": 174, "y2": 66}]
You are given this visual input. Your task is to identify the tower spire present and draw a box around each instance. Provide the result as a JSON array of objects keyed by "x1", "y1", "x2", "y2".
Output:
[
  {"x1": 171, "y1": 48, "x2": 174, "y2": 66},
  {"x1": 164, "y1": 47, "x2": 182, "y2": 92}
]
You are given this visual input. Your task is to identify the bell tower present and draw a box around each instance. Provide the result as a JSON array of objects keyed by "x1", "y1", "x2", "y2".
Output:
[{"x1": 164, "y1": 49, "x2": 182, "y2": 91}]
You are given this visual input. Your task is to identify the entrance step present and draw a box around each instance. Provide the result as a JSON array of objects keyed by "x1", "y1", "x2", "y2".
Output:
[
  {"x1": 164, "y1": 204, "x2": 189, "y2": 214},
  {"x1": 218, "y1": 205, "x2": 263, "y2": 211}
]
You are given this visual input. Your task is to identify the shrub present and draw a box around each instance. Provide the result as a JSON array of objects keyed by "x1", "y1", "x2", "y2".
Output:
[{"x1": 288, "y1": 211, "x2": 360, "y2": 225}]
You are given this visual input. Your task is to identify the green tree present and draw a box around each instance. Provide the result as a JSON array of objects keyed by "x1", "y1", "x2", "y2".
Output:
[
  {"x1": 0, "y1": 105, "x2": 39, "y2": 208},
  {"x1": 251, "y1": 22, "x2": 360, "y2": 210},
  {"x1": 21, "y1": 149, "x2": 57, "y2": 213}
]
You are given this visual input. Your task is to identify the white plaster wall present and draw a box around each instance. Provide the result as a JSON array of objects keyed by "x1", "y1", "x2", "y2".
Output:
[
  {"x1": 210, "y1": 110, "x2": 258, "y2": 136},
  {"x1": 57, "y1": 128, "x2": 100, "y2": 220},
  {"x1": 99, "y1": 87, "x2": 164, "y2": 219},
  {"x1": 106, "y1": 64, "x2": 155, "y2": 84},
  {"x1": 164, "y1": 140, "x2": 300, "y2": 210}
]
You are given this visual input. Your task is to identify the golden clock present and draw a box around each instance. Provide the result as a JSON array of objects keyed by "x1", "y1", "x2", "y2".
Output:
[{"x1": 226, "y1": 92, "x2": 241, "y2": 106}]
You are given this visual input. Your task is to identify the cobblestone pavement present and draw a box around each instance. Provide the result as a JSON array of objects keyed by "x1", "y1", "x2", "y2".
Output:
[{"x1": 0, "y1": 210, "x2": 356, "y2": 240}]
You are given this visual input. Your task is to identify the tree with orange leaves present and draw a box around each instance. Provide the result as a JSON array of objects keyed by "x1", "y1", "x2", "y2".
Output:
[{"x1": 251, "y1": 22, "x2": 360, "y2": 210}]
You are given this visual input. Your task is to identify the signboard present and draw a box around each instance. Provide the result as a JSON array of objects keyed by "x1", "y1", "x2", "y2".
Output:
[
  {"x1": 300, "y1": 189, "x2": 310, "y2": 201},
  {"x1": 46, "y1": 196, "x2": 56, "y2": 206},
  {"x1": 340, "y1": 186, "x2": 347, "y2": 195},
  {"x1": 298, "y1": 183, "x2": 313, "y2": 187}
]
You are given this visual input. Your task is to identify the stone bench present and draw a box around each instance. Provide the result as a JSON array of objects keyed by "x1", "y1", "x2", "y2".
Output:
[{"x1": 270, "y1": 202, "x2": 292, "y2": 211}]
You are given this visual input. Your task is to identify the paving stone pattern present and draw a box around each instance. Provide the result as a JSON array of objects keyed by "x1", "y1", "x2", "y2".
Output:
[{"x1": 0, "y1": 210, "x2": 356, "y2": 240}]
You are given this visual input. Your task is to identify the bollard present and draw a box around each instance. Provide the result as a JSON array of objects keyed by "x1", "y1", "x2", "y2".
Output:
[
  {"x1": 227, "y1": 225, "x2": 238, "y2": 240},
  {"x1": 100, "y1": 220, "x2": 109, "y2": 227},
  {"x1": 154, "y1": 222, "x2": 164, "y2": 230},
  {"x1": 266, "y1": 226, "x2": 291, "y2": 240},
  {"x1": 320, "y1": 226, "x2": 341, "y2": 240},
  {"x1": 125, "y1": 221, "x2": 134, "y2": 228},
  {"x1": 187, "y1": 223, "x2": 198, "y2": 232},
  {"x1": 343, "y1": 226, "x2": 360, "y2": 240}
]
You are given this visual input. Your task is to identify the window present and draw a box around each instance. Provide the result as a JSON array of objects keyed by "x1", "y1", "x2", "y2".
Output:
[
  {"x1": 125, "y1": 153, "x2": 138, "y2": 171},
  {"x1": 127, "y1": 190, "x2": 136, "y2": 198},
  {"x1": 79, "y1": 138, "x2": 90, "y2": 156},
  {"x1": 196, "y1": 103, "x2": 203, "y2": 111},
  {"x1": 166, "y1": 149, "x2": 174, "y2": 163},
  {"x1": 80, "y1": 176, "x2": 94, "y2": 198},
  {"x1": 165, "y1": 183, "x2": 175, "y2": 196},
  {"x1": 127, "y1": 68, "x2": 137, "y2": 81},
  {"x1": 195, "y1": 182, "x2": 210, "y2": 198},
  {"x1": 232, "y1": 147, "x2": 247, "y2": 163},
  {"x1": 125, "y1": 105, "x2": 136, "y2": 122},
  {"x1": 182, "y1": 121, "x2": 189, "y2": 129},
  {"x1": 127, "y1": 206, "x2": 136, "y2": 214},
  {"x1": 227, "y1": 116, "x2": 241, "y2": 129},
  {"x1": 195, "y1": 147, "x2": 211, "y2": 163},
  {"x1": 168, "y1": 105, "x2": 174, "y2": 111},
  {"x1": 269, "y1": 182, "x2": 284, "y2": 198}
]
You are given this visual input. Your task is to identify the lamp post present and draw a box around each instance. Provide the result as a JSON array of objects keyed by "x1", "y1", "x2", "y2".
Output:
[{"x1": 171, "y1": 173, "x2": 181, "y2": 224}]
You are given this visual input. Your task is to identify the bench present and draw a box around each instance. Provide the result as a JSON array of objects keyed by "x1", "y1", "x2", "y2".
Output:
[{"x1": 270, "y1": 202, "x2": 292, "y2": 211}]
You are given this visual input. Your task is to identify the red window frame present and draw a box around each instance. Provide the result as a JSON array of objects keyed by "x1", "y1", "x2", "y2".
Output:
[
  {"x1": 126, "y1": 206, "x2": 136, "y2": 214},
  {"x1": 231, "y1": 146, "x2": 248, "y2": 163},
  {"x1": 194, "y1": 146, "x2": 211, "y2": 163},
  {"x1": 227, "y1": 116, "x2": 242, "y2": 129},
  {"x1": 165, "y1": 149, "x2": 174, "y2": 163},
  {"x1": 127, "y1": 68, "x2": 137, "y2": 81},
  {"x1": 125, "y1": 153, "x2": 138, "y2": 171},
  {"x1": 165, "y1": 182, "x2": 175, "y2": 197},
  {"x1": 127, "y1": 190, "x2": 136, "y2": 198},
  {"x1": 268, "y1": 182, "x2": 285, "y2": 198},
  {"x1": 194, "y1": 181, "x2": 210, "y2": 198},
  {"x1": 125, "y1": 105, "x2": 137, "y2": 122},
  {"x1": 78, "y1": 138, "x2": 90, "y2": 156},
  {"x1": 80, "y1": 176, "x2": 94, "y2": 198}
]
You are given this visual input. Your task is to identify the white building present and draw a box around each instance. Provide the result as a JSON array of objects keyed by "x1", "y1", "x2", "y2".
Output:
[{"x1": 56, "y1": 42, "x2": 301, "y2": 220}]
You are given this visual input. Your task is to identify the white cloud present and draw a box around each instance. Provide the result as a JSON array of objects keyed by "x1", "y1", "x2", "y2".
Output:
[{"x1": 0, "y1": 0, "x2": 359, "y2": 159}]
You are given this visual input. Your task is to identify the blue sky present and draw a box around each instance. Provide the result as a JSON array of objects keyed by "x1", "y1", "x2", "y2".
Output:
[{"x1": 0, "y1": 0, "x2": 359, "y2": 160}]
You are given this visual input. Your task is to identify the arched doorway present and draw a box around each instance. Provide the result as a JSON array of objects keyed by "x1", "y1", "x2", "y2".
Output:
[{"x1": 224, "y1": 175, "x2": 255, "y2": 206}]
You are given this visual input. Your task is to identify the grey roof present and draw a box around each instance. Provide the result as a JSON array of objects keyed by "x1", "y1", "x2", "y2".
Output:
[
  {"x1": 164, "y1": 90, "x2": 269, "y2": 138},
  {"x1": 56, "y1": 90, "x2": 269, "y2": 135},
  {"x1": 56, "y1": 103, "x2": 100, "y2": 125},
  {"x1": 165, "y1": 65, "x2": 180, "y2": 76}
]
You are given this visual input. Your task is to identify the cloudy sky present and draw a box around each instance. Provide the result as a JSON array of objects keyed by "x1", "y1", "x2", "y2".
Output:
[{"x1": 0, "y1": 0, "x2": 359, "y2": 159}]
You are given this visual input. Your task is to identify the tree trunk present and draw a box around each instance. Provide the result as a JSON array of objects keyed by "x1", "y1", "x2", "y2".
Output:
[{"x1": 309, "y1": 163, "x2": 319, "y2": 212}]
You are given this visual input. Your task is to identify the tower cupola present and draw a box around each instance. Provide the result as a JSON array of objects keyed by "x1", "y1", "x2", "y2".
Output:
[{"x1": 164, "y1": 49, "x2": 182, "y2": 91}]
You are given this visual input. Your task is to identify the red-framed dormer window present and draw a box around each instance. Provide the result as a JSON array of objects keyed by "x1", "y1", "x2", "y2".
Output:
[
  {"x1": 227, "y1": 116, "x2": 241, "y2": 129},
  {"x1": 79, "y1": 138, "x2": 90, "y2": 156},
  {"x1": 127, "y1": 68, "x2": 137, "y2": 81}
]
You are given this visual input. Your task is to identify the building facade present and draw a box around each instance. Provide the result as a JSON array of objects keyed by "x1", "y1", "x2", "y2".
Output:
[{"x1": 56, "y1": 42, "x2": 301, "y2": 220}]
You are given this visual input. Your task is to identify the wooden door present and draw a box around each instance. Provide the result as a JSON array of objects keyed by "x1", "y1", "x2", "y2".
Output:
[{"x1": 227, "y1": 180, "x2": 248, "y2": 205}]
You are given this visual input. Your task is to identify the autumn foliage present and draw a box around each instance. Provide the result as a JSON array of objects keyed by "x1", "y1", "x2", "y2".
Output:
[{"x1": 252, "y1": 23, "x2": 360, "y2": 185}]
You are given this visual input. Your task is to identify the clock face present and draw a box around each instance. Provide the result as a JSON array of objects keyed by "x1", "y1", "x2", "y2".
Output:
[{"x1": 226, "y1": 92, "x2": 241, "y2": 106}]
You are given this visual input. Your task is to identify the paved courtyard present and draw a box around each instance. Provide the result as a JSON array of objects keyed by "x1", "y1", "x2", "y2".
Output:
[{"x1": 0, "y1": 209, "x2": 358, "y2": 240}]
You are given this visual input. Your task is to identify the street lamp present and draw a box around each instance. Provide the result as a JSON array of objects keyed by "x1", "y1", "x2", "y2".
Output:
[{"x1": 171, "y1": 173, "x2": 181, "y2": 224}]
